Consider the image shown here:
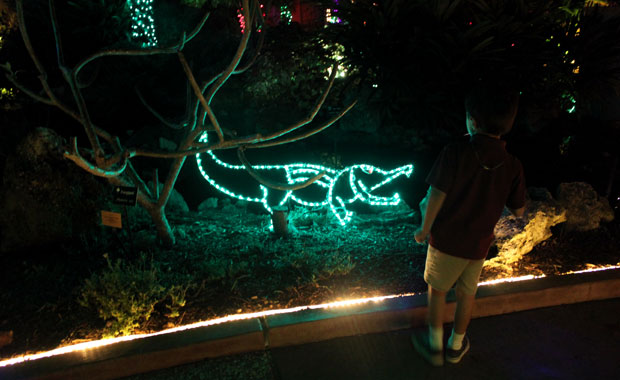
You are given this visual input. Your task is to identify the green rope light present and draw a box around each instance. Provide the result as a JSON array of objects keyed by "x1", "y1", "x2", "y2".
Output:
[
  {"x1": 128, "y1": 0, "x2": 158, "y2": 47},
  {"x1": 196, "y1": 133, "x2": 413, "y2": 226}
]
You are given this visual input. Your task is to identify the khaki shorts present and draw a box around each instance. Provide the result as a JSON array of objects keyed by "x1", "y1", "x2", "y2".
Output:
[{"x1": 424, "y1": 245, "x2": 485, "y2": 296}]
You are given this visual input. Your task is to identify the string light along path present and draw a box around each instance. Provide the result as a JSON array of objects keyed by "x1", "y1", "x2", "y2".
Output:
[{"x1": 196, "y1": 133, "x2": 414, "y2": 226}]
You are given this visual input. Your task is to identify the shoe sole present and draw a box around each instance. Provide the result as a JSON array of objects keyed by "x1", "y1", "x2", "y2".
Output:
[
  {"x1": 411, "y1": 334, "x2": 444, "y2": 367},
  {"x1": 446, "y1": 342, "x2": 470, "y2": 364}
]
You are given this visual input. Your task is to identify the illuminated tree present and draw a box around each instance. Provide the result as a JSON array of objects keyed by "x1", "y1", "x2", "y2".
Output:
[{"x1": 2, "y1": 0, "x2": 356, "y2": 247}]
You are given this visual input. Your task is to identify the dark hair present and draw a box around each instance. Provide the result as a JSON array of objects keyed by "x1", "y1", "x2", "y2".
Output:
[{"x1": 465, "y1": 82, "x2": 519, "y2": 136}]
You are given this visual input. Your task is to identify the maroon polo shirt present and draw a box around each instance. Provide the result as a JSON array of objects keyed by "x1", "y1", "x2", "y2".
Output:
[{"x1": 426, "y1": 134, "x2": 526, "y2": 260}]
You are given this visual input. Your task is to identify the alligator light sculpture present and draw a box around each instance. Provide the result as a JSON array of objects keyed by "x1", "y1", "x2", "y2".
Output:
[{"x1": 196, "y1": 133, "x2": 413, "y2": 226}]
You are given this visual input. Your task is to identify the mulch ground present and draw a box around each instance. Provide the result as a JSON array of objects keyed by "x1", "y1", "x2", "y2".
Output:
[{"x1": 1, "y1": 205, "x2": 618, "y2": 360}]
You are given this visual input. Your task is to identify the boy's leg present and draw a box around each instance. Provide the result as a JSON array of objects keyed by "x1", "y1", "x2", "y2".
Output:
[
  {"x1": 412, "y1": 284, "x2": 447, "y2": 367},
  {"x1": 452, "y1": 257, "x2": 484, "y2": 335},
  {"x1": 413, "y1": 245, "x2": 468, "y2": 366},
  {"x1": 453, "y1": 287, "x2": 475, "y2": 334},
  {"x1": 428, "y1": 285, "x2": 447, "y2": 330},
  {"x1": 445, "y1": 258, "x2": 484, "y2": 364}
]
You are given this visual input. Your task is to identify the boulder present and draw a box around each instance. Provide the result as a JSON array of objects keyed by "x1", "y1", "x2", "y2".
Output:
[
  {"x1": 486, "y1": 187, "x2": 567, "y2": 273},
  {"x1": 147, "y1": 182, "x2": 189, "y2": 214},
  {"x1": 556, "y1": 182, "x2": 614, "y2": 231},
  {"x1": 0, "y1": 128, "x2": 108, "y2": 253},
  {"x1": 0, "y1": 330, "x2": 13, "y2": 348},
  {"x1": 198, "y1": 197, "x2": 218, "y2": 211},
  {"x1": 127, "y1": 183, "x2": 190, "y2": 229}
]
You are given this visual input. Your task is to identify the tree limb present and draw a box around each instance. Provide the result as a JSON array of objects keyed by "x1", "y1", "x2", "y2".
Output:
[
  {"x1": 15, "y1": 0, "x2": 47, "y2": 79},
  {"x1": 135, "y1": 86, "x2": 186, "y2": 129},
  {"x1": 253, "y1": 62, "x2": 341, "y2": 143},
  {"x1": 126, "y1": 97, "x2": 357, "y2": 159},
  {"x1": 178, "y1": 51, "x2": 225, "y2": 142},
  {"x1": 72, "y1": 9, "x2": 211, "y2": 80},
  {"x1": 237, "y1": 147, "x2": 325, "y2": 191},
  {"x1": 248, "y1": 99, "x2": 358, "y2": 149},
  {"x1": 63, "y1": 138, "x2": 128, "y2": 178},
  {"x1": 205, "y1": 0, "x2": 253, "y2": 105},
  {"x1": 48, "y1": 0, "x2": 65, "y2": 69}
]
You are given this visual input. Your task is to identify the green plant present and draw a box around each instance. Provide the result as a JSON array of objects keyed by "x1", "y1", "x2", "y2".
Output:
[
  {"x1": 278, "y1": 248, "x2": 356, "y2": 282},
  {"x1": 78, "y1": 254, "x2": 165, "y2": 337},
  {"x1": 322, "y1": 251, "x2": 356, "y2": 278},
  {"x1": 164, "y1": 284, "x2": 188, "y2": 318},
  {"x1": 197, "y1": 255, "x2": 251, "y2": 290}
]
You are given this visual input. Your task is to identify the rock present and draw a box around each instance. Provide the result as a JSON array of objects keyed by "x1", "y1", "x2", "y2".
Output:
[
  {"x1": 486, "y1": 187, "x2": 567, "y2": 273},
  {"x1": 131, "y1": 230, "x2": 157, "y2": 251},
  {"x1": 0, "y1": 128, "x2": 109, "y2": 253},
  {"x1": 0, "y1": 330, "x2": 13, "y2": 348},
  {"x1": 556, "y1": 182, "x2": 614, "y2": 231},
  {"x1": 147, "y1": 182, "x2": 189, "y2": 213},
  {"x1": 198, "y1": 197, "x2": 218, "y2": 211}
]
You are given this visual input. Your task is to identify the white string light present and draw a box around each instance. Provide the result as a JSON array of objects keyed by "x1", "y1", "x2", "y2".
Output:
[
  {"x1": 1, "y1": 265, "x2": 618, "y2": 369},
  {"x1": 195, "y1": 133, "x2": 413, "y2": 226}
]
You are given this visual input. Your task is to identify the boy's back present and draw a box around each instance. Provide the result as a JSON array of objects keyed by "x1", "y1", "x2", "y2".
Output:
[
  {"x1": 412, "y1": 80, "x2": 526, "y2": 367},
  {"x1": 426, "y1": 134, "x2": 526, "y2": 260}
]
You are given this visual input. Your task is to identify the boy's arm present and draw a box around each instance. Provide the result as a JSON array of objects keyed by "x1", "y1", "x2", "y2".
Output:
[{"x1": 415, "y1": 186, "x2": 447, "y2": 243}]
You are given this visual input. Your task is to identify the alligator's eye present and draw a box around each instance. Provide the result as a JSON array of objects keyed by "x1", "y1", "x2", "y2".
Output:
[{"x1": 362, "y1": 166, "x2": 374, "y2": 174}]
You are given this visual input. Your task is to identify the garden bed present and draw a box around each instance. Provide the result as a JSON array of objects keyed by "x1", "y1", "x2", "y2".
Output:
[{"x1": 1, "y1": 204, "x2": 618, "y2": 361}]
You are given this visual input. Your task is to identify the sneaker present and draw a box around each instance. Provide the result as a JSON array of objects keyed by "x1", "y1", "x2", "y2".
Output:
[
  {"x1": 445, "y1": 335, "x2": 470, "y2": 364},
  {"x1": 411, "y1": 330, "x2": 444, "y2": 367}
]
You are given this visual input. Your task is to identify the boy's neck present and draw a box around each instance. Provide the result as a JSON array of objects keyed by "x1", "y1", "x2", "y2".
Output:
[{"x1": 473, "y1": 132, "x2": 500, "y2": 139}]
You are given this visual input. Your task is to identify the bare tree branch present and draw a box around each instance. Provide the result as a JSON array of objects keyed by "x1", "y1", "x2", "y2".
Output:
[
  {"x1": 3, "y1": 72, "x2": 54, "y2": 105},
  {"x1": 46, "y1": 0, "x2": 105, "y2": 162},
  {"x1": 15, "y1": 0, "x2": 47, "y2": 79},
  {"x1": 233, "y1": 0, "x2": 268, "y2": 74},
  {"x1": 9, "y1": 0, "x2": 356, "y2": 246},
  {"x1": 186, "y1": 10, "x2": 211, "y2": 43},
  {"x1": 178, "y1": 51, "x2": 225, "y2": 141},
  {"x1": 205, "y1": 0, "x2": 253, "y2": 106},
  {"x1": 48, "y1": 0, "x2": 65, "y2": 68},
  {"x1": 248, "y1": 99, "x2": 358, "y2": 149},
  {"x1": 72, "y1": 9, "x2": 210, "y2": 80},
  {"x1": 63, "y1": 138, "x2": 128, "y2": 178},
  {"x1": 237, "y1": 147, "x2": 325, "y2": 191},
  {"x1": 135, "y1": 86, "x2": 186, "y2": 129}
]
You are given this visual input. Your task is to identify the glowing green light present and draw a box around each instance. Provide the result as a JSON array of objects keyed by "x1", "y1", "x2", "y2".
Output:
[
  {"x1": 195, "y1": 133, "x2": 413, "y2": 226},
  {"x1": 280, "y1": 5, "x2": 292, "y2": 25},
  {"x1": 561, "y1": 92, "x2": 577, "y2": 114},
  {"x1": 128, "y1": 0, "x2": 158, "y2": 47}
]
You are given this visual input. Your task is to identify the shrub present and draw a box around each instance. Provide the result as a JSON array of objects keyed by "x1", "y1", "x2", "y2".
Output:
[
  {"x1": 78, "y1": 254, "x2": 165, "y2": 337},
  {"x1": 278, "y1": 248, "x2": 356, "y2": 282}
]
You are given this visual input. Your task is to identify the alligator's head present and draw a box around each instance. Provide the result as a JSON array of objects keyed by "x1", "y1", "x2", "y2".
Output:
[
  {"x1": 328, "y1": 163, "x2": 414, "y2": 225},
  {"x1": 348, "y1": 163, "x2": 414, "y2": 206}
]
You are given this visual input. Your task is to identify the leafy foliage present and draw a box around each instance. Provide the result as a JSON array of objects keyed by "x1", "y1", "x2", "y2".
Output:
[
  {"x1": 242, "y1": 25, "x2": 344, "y2": 110},
  {"x1": 317, "y1": 0, "x2": 590, "y2": 133},
  {"x1": 78, "y1": 253, "x2": 185, "y2": 337}
]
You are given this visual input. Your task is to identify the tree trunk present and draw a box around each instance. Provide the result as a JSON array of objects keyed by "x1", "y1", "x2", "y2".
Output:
[{"x1": 147, "y1": 205, "x2": 175, "y2": 248}]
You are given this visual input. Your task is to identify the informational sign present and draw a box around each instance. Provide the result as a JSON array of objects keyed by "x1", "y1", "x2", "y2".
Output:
[
  {"x1": 101, "y1": 210, "x2": 122, "y2": 229},
  {"x1": 113, "y1": 186, "x2": 138, "y2": 206}
]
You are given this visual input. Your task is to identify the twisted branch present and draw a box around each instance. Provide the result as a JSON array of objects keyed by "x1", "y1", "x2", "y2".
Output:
[
  {"x1": 178, "y1": 51, "x2": 225, "y2": 141},
  {"x1": 135, "y1": 86, "x2": 187, "y2": 129},
  {"x1": 237, "y1": 148, "x2": 325, "y2": 191},
  {"x1": 64, "y1": 138, "x2": 128, "y2": 178}
]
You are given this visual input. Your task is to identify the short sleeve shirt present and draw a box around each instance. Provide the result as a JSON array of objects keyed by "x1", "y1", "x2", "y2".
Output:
[{"x1": 426, "y1": 134, "x2": 526, "y2": 260}]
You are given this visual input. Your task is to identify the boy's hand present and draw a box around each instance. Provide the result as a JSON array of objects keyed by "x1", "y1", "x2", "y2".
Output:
[{"x1": 414, "y1": 227, "x2": 429, "y2": 244}]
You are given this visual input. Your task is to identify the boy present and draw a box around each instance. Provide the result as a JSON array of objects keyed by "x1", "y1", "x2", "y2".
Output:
[{"x1": 412, "y1": 82, "x2": 526, "y2": 366}]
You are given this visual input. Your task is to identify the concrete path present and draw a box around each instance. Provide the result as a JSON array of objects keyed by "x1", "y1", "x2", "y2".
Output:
[
  {"x1": 124, "y1": 298, "x2": 620, "y2": 380},
  {"x1": 271, "y1": 298, "x2": 620, "y2": 380}
]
